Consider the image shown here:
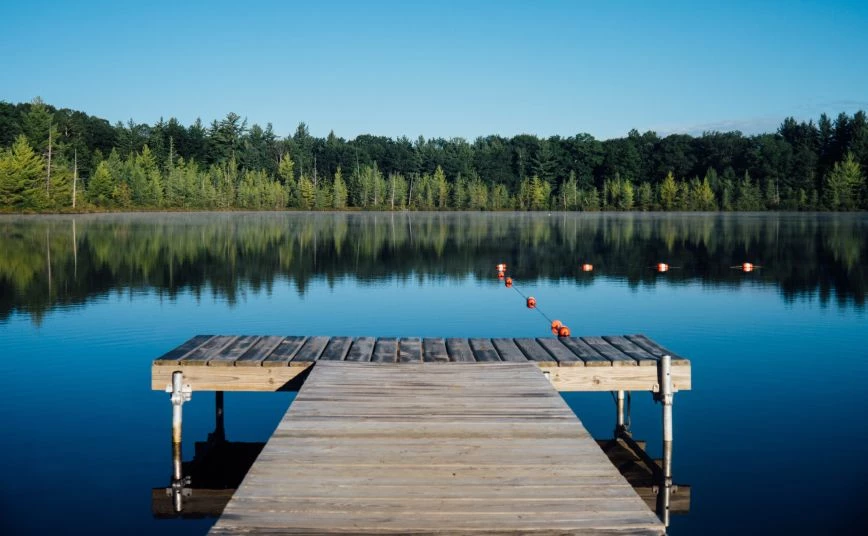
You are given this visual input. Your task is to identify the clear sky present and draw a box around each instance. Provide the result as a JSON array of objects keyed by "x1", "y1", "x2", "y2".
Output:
[{"x1": 2, "y1": 0, "x2": 867, "y2": 140}]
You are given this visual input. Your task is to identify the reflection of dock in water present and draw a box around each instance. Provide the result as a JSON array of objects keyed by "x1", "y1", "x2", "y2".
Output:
[
  {"x1": 152, "y1": 334, "x2": 691, "y2": 533},
  {"x1": 597, "y1": 439, "x2": 690, "y2": 516},
  {"x1": 152, "y1": 391, "x2": 264, "y2": 518}
]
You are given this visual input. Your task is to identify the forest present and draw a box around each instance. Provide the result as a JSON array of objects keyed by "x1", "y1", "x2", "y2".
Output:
[{"x1": 1, "y1": 98, "x2": 866, "y2": 212}]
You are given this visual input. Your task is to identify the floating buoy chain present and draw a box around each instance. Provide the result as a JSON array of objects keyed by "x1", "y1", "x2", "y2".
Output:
[{"x1": 496, "y1": 263, "x2": 566, "y2": 337}]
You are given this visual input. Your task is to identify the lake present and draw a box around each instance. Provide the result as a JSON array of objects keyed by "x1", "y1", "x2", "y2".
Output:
[{"x1": 1, "y1": 211, "x2": 866, "y2": 535}]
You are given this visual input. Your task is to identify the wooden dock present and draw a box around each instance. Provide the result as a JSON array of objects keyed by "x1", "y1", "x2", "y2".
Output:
[
  {"x1": 152, "y1": 334, "x2": 691, "y2": 393},
  {"x1": 152, "y1": 334, "x2": 691, "y2": 534},
  {"x1": 209, "y1": 361, "x2": 665, "y2": 534}
]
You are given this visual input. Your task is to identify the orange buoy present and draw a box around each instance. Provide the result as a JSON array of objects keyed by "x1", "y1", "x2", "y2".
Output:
[
  {"x1": 505, "y1": 277, "x2": 513, "y2": 288},
  {"x1": 497, "y1": 272, "x2": 505, "y2": 279},
  {"x1": 526, "y1": 297, "x2": 536, "y2": 309},
  {"x1": 581, "y1": 263, "x2": 594, "y2": 272},
  {"x1": 551, "y1": 320, "x2": 562, "y2": 330},
  {"x1": 656, "y1": 263, "x2": 669, "y2": 273},
  {"x1": 496, "y1": 263, "x2": 507, "y2": 273},
  {"x1": 558, "y1": 326, "x2": 571, "y2": 337},
  {"x1": 742, "y1": 262, "x2": 754, "y2": 273}
]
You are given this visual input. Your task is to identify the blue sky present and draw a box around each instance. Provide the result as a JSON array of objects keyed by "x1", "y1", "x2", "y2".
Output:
[{"x1": 2, "y1": 0, "x2": 867, "y2": 140}]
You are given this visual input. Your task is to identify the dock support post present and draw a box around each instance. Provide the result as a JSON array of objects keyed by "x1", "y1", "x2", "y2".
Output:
[
  {"x1": 615, "y1": 390, "x2": 625, "y2": 436},
  {"x1": 657, "y1": 354, "x2": 673, "y2": 527},
  {"x1": 166, "y1": 371, "x2": 192, "y2": 512},
  {"x1": 212, "y1": 391, "x2": 226, "y2": 443}
]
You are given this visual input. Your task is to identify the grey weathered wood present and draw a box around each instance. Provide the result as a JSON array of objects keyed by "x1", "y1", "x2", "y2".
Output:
[
  {"x1": 345, "y1": 337, "x2": 375, "y2": 362},
  {"x1": 319, "y1": 336, "x2": 353, "y2": 361},
  {"x1": 627, "y1": 334, "x2": 690, "y2": 365},
  {"x1": 371, "y1": 337, "x2": 398, "y2": 363},
  {"x1": 560, "y1": 337, "x2": 612, "y2": 367},
  {"x1": 422, "y1": 338, "x2": 449, "y2": 362},
  {"x1": 469, "y1": 338, "x2": 501, "y2": 362},
  {"x1": 209, "y1": 362, "x2": 665, "y2": 535},
  {"x1": 491, "y1": 338, "x2": 529, "y2": 362},
  {"x1": 514, "y1": 338, "x2": 557, "y2": 366},
  {"x1": 536, "y1": 337, "x2": 584, "y2": 366},
  {"x1": 261, "y1": 336, "x2": 306, "y2": 367},
  {"x1": 153, "y1": 335, "x2": 213, "y2": 365},
  {"x1": 603, "y1": 336, "x2": 658, "y2": 366},
  {"x1": 290, "y1": 336, "x2": 330, "y2": 364},
  {"x1": 208, "y1": 336, "x2": 262, "y2": 367},
  {"x1": 399, "y1": 337, "x2": 423, "y2": 363},
  {"x1": 445, "y1": 338, "x2": 475, "y2": 362},
  {"x1": 234, "y1": 336, "x2": 286, "y2": 366},
  {"x1": 581, "y1": 337, "x2": 636, "y2": 366},
  {"x1": 178, "y1": 336, "x2": 238, "y2": 366}
]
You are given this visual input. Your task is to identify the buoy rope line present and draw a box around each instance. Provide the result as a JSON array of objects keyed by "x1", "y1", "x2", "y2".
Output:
[
  {"x1": 496, "y1": 263, "x2": 568, "y2": 337},
  {"x1": 509, "y1": 281, "x2": 556, "y2": 325},
  {"x1": 495, "y1": 258, "x2": 762, "y2": 336}
]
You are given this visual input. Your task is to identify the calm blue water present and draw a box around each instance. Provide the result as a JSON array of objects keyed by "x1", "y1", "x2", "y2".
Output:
[{"x1": 0, "y1": 212, "x2": 866, "y2": 535}]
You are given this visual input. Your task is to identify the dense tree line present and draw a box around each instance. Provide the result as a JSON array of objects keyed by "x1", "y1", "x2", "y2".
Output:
[{"x1": 1, "y1": 98, "x2": 867, "y2": 212}]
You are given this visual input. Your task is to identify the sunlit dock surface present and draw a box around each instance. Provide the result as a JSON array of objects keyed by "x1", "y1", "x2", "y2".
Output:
[
  {"x1": 152, "y1": 334, "x2": 691, "y2": 534},
  {"x1": 152, "y1": 334, "x2": 691, "y2": 393}
]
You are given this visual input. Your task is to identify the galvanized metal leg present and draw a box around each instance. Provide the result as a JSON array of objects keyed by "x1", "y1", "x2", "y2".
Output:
[
  {"x1": 657, "y1": 355, "x2": 673, "y2": 527},
  {"x1": 615, "y1": 390, "x2": 625, "y2": 437},
  {"x1": 210, "y1": 391, "x2": 226, "y2": 443},
  {"x1": 166, "y1": 371, "x2": 192, "y2": 512}
]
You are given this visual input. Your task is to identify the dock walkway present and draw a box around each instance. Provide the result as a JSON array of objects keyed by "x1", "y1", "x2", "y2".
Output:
[{"x1": 209, "y1": 361, "x2": 665, "y2": 535}]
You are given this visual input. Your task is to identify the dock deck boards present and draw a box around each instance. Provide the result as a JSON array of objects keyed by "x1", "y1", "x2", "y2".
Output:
[
  {"x1": 152, "y1": 335, "x2": 692, "y2": 393},
  {"x1": 208, "y1": 362, "x2": 665, "y2": 535}
]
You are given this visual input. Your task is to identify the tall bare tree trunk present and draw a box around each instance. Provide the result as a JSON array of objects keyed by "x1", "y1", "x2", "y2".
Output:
[
  {"x1": 46, "y1": 126, "x2": 52, "y2": 194},
  {"x1": 72, "y1": 149, "x2": 78, "y2": 208}
]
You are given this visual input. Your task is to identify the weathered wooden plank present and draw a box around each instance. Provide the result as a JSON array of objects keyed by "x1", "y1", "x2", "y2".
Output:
[
  {"x1": 445, "y1": 338, "x2": 475, "y2": 362},
  {"x1": 560, "y1": 337, "x2": 612, "y2": 367},
  {"x1": 551, "y1": 364, "x2": 692, "y2": 392},
  {"x1": 345, "y1": 337, "x2": 375, "y2": 362},
  {"x1": 603, "y1": 336, "x2": 658, "y2": 366},
  {"x1": 290, "y1": 336, "x2": 330, "y2": 365},
  {"x1": 151, "y1": 364, "x2": 310, "y2": 392},
  {"x1": 178, "y1": 336, "x2": 238, "y2": 366},
  {"x1": 208, "y1": 336, "x2": 262, "y2": 367},
  {"x1": 399, "y1": 337, "x2": 423, "y2": 363},
  {"x1": 580, "y1": 336, "x2": 636, "y2": 366},
  {"x1": 371, "y1": 337, "x2": 398, "y2": 363},
  {"x1": 319, "y1": 336, "x2": 353, "y2": 361},
  {"x1": 514, "y1": 338, "x2": 558, "y2": 367},
  {"x1": 153, "y1": 335, "x2": 214, "y2": 366},
  {"x1": 234, "y1": 336, "x2": 285, "y2": 367},
  {"x1": 627, "y1": 334, "x2": 690, "y2": 365},
  {"x1": 536, "y1": 338, "x2": 584, "y2": 366},
  {"x1": 209, "y1": 362, "x2": 664, "y2": 535},
  {"x1": 422, "y1": 338, "x2": 449, "y2": 362},
  {"x1": 490, "y1": 338, "x2": 528, "y2": 362},
  {"x1": 261, "y1": 336, "x2": 306, "y2": 367},
  {"x1": 469, "y1": 338, "x2": 501, "y2": 362}
]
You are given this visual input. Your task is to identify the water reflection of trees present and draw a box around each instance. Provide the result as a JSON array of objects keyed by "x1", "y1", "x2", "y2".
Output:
[{"x1": 1, "y1": 212, "x2": 865, "y2": 323}]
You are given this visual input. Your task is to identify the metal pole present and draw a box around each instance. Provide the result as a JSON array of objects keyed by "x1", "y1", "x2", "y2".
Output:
[
  {"x1": 615, "y1": 390, "x2": 625, "y2": 437},
  {"x1": 215, "y1": 391, "x2": 225, "y2": 442},
  {"x1": 167, "y1": 371, "x2": 192, "y2": 513},
  {"x1": 658, "y1": 354, "x2": 673, "y2": 527}
]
